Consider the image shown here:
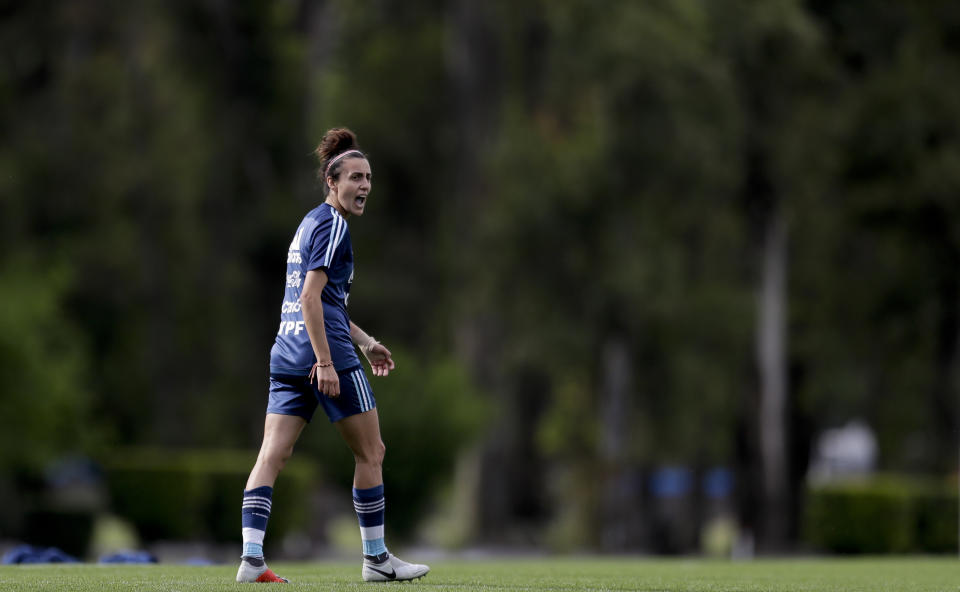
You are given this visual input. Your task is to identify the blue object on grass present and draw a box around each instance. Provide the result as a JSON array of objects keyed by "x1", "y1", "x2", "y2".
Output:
[
  {"x1": 2, "y1": 544, "x2": 80, "y2": 564},
  {"x1": 183, "y1": 557, "x2": 216, "y2": 566},
  {"x1": 98, "y1": 550, "x2": 158, "y2": 564}
]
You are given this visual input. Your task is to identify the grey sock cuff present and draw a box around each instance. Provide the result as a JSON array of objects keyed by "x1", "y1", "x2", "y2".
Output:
[{"x1": 364, "y1": 551, "x2": 389, "y2": 564}]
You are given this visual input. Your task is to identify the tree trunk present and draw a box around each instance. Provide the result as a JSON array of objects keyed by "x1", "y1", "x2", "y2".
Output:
[
  {"x1": 445, "y1": 0, "x2": 514, "y2": 543},
  {"x1": 932, "y1": 229, "x2": 959, "y2": 473},
  {"x1": 599, "y1": 336, "x2": 638, "y2": 550},
  {"x1": 757, "y1": 206, "x2": 789, "y2": 550}
]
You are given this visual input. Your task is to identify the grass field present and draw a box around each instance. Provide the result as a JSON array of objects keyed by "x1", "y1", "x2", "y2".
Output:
[{"x1": 0, "y1": 557, "x2": 957, "y2": 591}]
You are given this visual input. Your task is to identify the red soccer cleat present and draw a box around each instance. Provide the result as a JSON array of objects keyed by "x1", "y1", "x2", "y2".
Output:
[
  {"x1": 255, "y1": 568, "x2": 289, "y2": 583},
  {"x1": 237, "y1": 557, "x2": 289, "y2": 583}
]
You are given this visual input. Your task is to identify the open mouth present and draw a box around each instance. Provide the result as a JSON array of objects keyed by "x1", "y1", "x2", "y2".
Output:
[{"x1": 355, "y1": 195, "x2": 367, "y2": 207}]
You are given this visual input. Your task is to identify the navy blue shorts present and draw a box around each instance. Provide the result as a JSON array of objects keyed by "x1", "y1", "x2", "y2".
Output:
[{"x1": 267, "y1": 365, "x2": 376, "y2": 423}]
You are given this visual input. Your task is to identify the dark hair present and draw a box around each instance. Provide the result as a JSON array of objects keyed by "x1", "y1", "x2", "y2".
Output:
[{"x1": 315, "y1": 127, "x2": 366, "y2": 196}]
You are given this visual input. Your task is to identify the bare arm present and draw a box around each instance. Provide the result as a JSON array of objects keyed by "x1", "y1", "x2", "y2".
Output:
[
  {"x1": 349, "y1": 321, "x2": 376, "y2": 351},
  {"x1": 300, "y1": 269, "x2": 340, "y2": 396},
  {"x1": 350, "y1": 321, "x2": 396, "y2": 377}
]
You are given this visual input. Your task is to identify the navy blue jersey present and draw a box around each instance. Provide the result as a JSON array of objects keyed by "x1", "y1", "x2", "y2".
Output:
[{"x1": 270, "y1": 203, "x2": 359, "y2": 375}]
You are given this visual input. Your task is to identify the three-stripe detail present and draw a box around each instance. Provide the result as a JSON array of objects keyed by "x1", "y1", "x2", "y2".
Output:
[
  {"x1": 353, "y1": 485, "x2": 387, "y2": 556},
  {"x1": 354, "y1": 498, "x2": 386, "y2": 514},
  {"x1": 243, "y1": 495, "x2": 272, "y2": 510},
  {"x1": 242, "y1": 495, "x2": 272, "y2": 520},
  {"x1": 349, "y1": 368, "x2": 374, "y2": 412},
  {"x1": 242, "y1": 487, "x2": 273, "y2": 533},
  {"x1": 321, "y1": 210, "x2": 348, "y2": 268},
  {"x1": 353, "y1": 492, "x2": 386, "y2": 529}
]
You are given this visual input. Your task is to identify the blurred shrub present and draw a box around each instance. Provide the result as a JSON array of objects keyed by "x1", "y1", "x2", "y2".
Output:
[
  {"x1": 0, "y1": 257, "x2": 94, "y2": 470},
  {"x1": 804, "y1": 475, "x2": 958, "y2": 553},
  {"x1": 915, "y1": 486, "x2": 958, "y2": 553},
  {"x1": 300, "y1": 348, "x2": 489, "y2": 539},
  {"x1": 0, "y1": 257, "x2": 99, "y2": 552},
  {"x1": 102, "y1": 448, "x2": 315, "y2": 549}
]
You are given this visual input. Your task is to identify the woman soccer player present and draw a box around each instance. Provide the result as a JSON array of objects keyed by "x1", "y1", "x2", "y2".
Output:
[{"x1": 236, "y1": 128, "x2": 430, "y2": 584}]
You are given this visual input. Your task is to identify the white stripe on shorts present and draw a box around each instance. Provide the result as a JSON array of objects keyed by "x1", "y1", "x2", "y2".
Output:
[
  {"x1": 349, "y1": 371, "x2": 364, "y2": 411},
  {"x1": 363, "y1": 371, "x2": 374, "y2": 410},
  {"x1": 360, "y1": 370, "x2": 374, "y2": 410},
  {"x1": 363, "y1": 370, "x2": 373, "y2": 411},
  {"x1": 352, "y1": 369, "x2": 372, "y2": 412},
  {"x1": 360, "y1": 371, "x2": 373, "y2": 411}
]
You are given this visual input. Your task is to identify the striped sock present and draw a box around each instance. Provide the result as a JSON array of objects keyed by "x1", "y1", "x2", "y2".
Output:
[
  {"x1": 353, "y1": 484, "x2": 387, "y2": 557},
  {"x1": 241, "y1": 486, "x2": 273, "y2": 558}
]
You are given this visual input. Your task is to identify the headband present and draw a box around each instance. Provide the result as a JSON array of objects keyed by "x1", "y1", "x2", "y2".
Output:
[{"x1": 324, "y1": 149, "x2": 365, "y2": 176}]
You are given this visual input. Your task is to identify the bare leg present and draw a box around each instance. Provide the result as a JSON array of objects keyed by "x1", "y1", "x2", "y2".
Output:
[
  {"x1": 335, "y1": 408, "x2": 385, "y2": 489},
  {"x1": 246, "y1": 413, "x2": 308, "y2": 489},
  {"x1": 336, "y1": 408, "x2": 428, "y2": 580},
  {"x1": 237, "y1": 413, "x2": 305, "y2": 582}
]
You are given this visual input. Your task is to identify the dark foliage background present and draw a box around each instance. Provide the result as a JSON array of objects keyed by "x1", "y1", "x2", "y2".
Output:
[{"x1": 1, "y1": 0, "x2": 957, "y2": 553}]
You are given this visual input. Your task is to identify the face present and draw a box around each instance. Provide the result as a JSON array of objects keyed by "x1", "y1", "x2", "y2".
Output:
[{"x1": 328, "y1": 157, "x2": 372, "y2": 217}]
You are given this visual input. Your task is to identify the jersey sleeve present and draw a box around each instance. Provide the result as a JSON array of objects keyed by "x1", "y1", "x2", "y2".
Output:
[{"x1": 303, "y1": 210, "x2": 348, "y2": 272}]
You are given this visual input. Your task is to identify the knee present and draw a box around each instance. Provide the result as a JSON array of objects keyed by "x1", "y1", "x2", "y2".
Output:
[
  {"x1": 356, "y1": 440, "x2": 385, "y2": 467},
  {"x1": 276, "y1": 445, "x2": 295, "y2": 469},
  {"x1": 262, "y1": 443, "x2": 295, "y2": 471}
]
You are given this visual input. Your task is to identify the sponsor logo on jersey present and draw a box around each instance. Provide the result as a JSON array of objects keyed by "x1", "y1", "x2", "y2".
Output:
[
  {"x1": 287, "y1": 226, "x2": 304, "y2": 264},
  {"x1": 344, "y1": 269, "x2": 354, "y2": 306},
  {"x1": 286, "y1": 270, "x2": 302, "y2": 288},
  {"x1": 289, "y1": 227, "x2": 304, "y2": 251},
  {"x1": 281, "y1": 300, "x2": 302, "y2": 314},
  {"x1": 277, "y1": 320, "x2": 306, "y2": 336}
]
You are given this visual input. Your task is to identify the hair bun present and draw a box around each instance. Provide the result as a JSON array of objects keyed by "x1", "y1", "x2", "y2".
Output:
[{"x1": 315, "y1": 128, "x2": 359, "y2": 164}]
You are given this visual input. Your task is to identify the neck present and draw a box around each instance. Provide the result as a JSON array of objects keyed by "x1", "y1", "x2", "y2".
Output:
[{"x1": 325, "y1": 195, "x2": 349, "y2": 218}]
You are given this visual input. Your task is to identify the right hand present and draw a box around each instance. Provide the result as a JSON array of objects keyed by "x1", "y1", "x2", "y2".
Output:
[{"x1": 309, "y1": 362, "x2": 340, "y2": 397}]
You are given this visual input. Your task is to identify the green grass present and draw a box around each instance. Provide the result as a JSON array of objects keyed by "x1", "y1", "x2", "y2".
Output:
[{"x1": 0, "y1": 557, "x2": 958, "y2": 591}]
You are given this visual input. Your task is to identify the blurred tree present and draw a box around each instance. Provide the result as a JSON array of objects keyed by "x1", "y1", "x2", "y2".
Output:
[
  {"x1": 0, "y1": 0, "x2": 309, "y2": 451},
  {"x1": 2, "y1": 0, "x2": 958, "y2": 555},
  {"x1": 454, "y1": 0, "x2": 752, "y2": 549},
  {"x1": 710, "y1": 0, "x2": 831, "y2": 550},
  {"x1": 800, "y1": 0, "x2": 960, "y2": 473},
  {"x1": 280, "y1": 0, "x2": 495, "y2": 540},
  {"x1": 0, "y1": 257, "x2": 94, "y2": 469}
]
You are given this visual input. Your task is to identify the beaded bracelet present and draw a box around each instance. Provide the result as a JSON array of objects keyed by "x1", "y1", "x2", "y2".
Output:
[{"x1": 308, "y1": 359, "x2": 334, "y2": 383}]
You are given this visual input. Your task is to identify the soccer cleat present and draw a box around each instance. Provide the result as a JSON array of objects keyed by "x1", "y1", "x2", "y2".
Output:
[
  {"x1": 236, "y1": 556, "x2": 289, "y2": 583},
  {"x1": 361, "y1": 552, "x2": 430, "y2": 582}
]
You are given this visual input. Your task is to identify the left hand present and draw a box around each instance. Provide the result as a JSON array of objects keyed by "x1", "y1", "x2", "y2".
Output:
[{"x1": 363, "y1": 342, "x2": 395, "y2": 377}]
